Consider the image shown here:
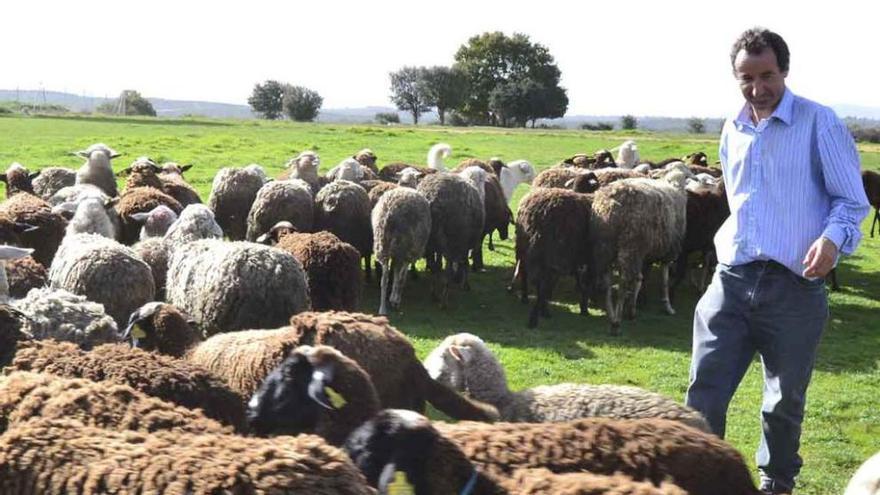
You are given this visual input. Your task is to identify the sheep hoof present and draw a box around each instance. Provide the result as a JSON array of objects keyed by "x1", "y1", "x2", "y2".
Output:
[{"x1": 663, "y1": 303, "x2": 676, "y2": 315}]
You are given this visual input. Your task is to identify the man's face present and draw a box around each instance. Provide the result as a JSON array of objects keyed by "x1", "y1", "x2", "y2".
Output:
[{"x1": 734, "y1": 48, "x2": 787, "y2": 119}]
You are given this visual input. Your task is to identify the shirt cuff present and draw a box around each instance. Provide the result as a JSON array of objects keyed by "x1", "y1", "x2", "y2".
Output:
[{"x1": 821, "y1": 224, "x2": 847, "y2": 253}]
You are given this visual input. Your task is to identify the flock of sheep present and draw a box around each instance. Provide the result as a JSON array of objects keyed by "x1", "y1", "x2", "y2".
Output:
[{"x1": 0, "y1": 138, "x2": 877, "y2": 494}]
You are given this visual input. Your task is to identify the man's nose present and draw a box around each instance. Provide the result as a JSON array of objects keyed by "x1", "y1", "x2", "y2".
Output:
[{"x1": 751, "y1": 82, "x2": 765, "y2": 97}]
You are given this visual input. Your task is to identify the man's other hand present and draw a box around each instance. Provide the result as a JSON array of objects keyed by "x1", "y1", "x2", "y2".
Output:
[{"x1": 802, "y1": 237, "x2": 839, "y2": 278}]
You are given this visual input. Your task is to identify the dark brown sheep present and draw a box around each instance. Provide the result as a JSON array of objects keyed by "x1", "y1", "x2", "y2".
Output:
[
  {"x1": 5, "y1": 256, "x2": 46, "y2": 298},
  {"x1": 0, "y1": 192, "x2": 67, "y2": 266},
  {"x1": 515, "y1": 188, "x2": 593, "y2": 327},
  {"x1": 377, "y1": 163, "x2": 438, "y2": 182},
  {"x1": 671, "y1": 181, "x2": 729, "y2": 300},
  {"x1": 533, "y1": 167, "x2": 581, "y2": 188},
  {"x1": 118, "y1": 157, "x2": 164, "y2": 191},
  {"x1": 209, "y1": 165, "x2": 268, "y2": 240},
  {"x1": 0, "y1": 163, "x2": 40, "y2": 198},
  {"x1": 863, "y1": 170, "x2": 880, "y2": 237},
  {"x1": 114, "y1": 186, "x2": 183, "y2": 245},
  {"x1": 4, "y1": 339, "x2": 247, "y2": 432},
  {"x1": 314, "y1": 180, "x2": 374, "y2": 281},
  {"x1": 366, "y1": 180, "x2": 399, "y2": 209}
]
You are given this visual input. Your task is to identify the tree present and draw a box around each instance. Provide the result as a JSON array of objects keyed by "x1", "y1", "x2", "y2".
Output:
[
  {"x1": 96, "y1": 90, "x2": 156, "y2": 116},
  {"x1": 248, "y1": 80, "x2": 285, "y2": 120},
  {"x1": 453, "y1": 32, "x2": 566, "y2": 125},
  {"x1": 488, "y1": 78, "x2": 568, "y2": 128},
  {"x1": 420, "y1": 66, "x2": 468, "y2": 125},
  {"x1": 282, "y1": 85, "x2": 323, "y2": 122},
  {"x1": 621, "y1": 114, "x2": 638, "y2": 130},
  {"x1": 389, "y1": 66, "x2": 432, "y2": 125},
  {"x1": 687, "y1": 117, "x2": 706, "y2": 134}
]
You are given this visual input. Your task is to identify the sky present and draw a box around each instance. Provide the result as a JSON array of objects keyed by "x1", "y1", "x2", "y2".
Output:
[{"x1": 3, "y1": 0, "x2": 879, "y2": 118}]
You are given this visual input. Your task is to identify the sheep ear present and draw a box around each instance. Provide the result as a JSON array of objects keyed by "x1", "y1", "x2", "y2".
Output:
[
  {"x1": 104, "y1": 197, "x2": 119, "y2": 209},
  {"x1": 448, "y1": 345, "x2": 466, "y2": 362},
  {"x1": 129, "y1": 212, "x2": 151, "y2": 223},
  {"x1": 0, "y1": 245, "x2": 33, "y2": 260},
  {"x1": 13, "y1": 222, "x2": 39, "y2": 234},
  {"x1": 564, "y1": 178, "x2": 575, "y2": 188},
  {"x1": 73, "y1": 150, "x2": 89, "y2": 159},
  {"x1": 180, "y1": 164, "x2": 193, "y2": 172},
  {"x1": 117, "y1": 167, "x2": 132, "y2": 177},
  {"x1": 307, "y1": 364, "x2": 344, "y2": 410},
  {"x1": 28, "y1": 170, "x2": 41, "y2": 180},
  {"x1": 108, "y1": 150, "x2": 122, "y2": 159},
  {"x1": 0, "y1": 174, "x2": 6, "y2": 184}
]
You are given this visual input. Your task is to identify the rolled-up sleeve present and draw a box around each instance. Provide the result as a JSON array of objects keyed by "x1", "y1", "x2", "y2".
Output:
[{"x1": 818, "y1": 119, "x2": 871, "y2": 255}]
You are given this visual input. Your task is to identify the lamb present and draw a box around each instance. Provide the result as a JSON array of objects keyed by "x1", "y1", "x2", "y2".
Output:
[
  {"x1": 162, "y1": 203, "x2": 223, "y2": 246},
  {"x1": 247, "y1": 348, "x2": 757, "y2": 495},
  {"x1": 377, "y1": 143, "x2": 451, "y2": 182},
  {"x1": 148, "y1": 311, "x2": 498, "y2": 422},
  {"x1": 0, "y1": 371, "x2": 231, "y2": 435},
  {"x1": 260, "y1": 222, "x2": 362, "y2": 311},
  {"x1": 863, "y1": 170, "x2": 880, "y2": 237},
  {"x1": 165, "y1": 239, "x2": 310, "y2": 334},
  {"x1": 0, "y1": 163, "x2": 40, "y2": 198},
  {"x1": 114, "y1": 186, "x2": 183, "y2": 245},
  {"x1": 208, "y1": 165, "x2": 269, "y2": 240},
  {"x1": 278, "y1": 150, "x2": 328, "y2": 194},
  {"x1": 47, "y1": 233, "x2": 155, "y2": 328},
  {"x1": 354, "y1": 148, "x2": 380, "y2": 174},
  {"x1": 3, "y1": 336, "x2": 247, "y2": 430},
  {"x1": 424, "y1": 333, "x2": 710, "y2": 431},
  {"x1": 129, "y1": 204, "x2": 178, "y2": 239},
  {"x1": 417, "y1": 173, "x2": 484, "y2": 307},
  {"x1": 11, "y1": 287, "x2": 119, "y2": 349},
  {"x1": 245, "y1": 178, "x2": 314, "y2": 242},
  {"x1": 614, "y1": 139, "x2": 640, "y2": 168},
  {"x1": 0, "y1": 417, "x2": 373, "y2": 494},
  {"x1": 514, "y1": 187, "x2": 593, "y2": 327},
  {"x1": 73, "y1": 142, "x2": 121, "y2": 197},
  {"x1": 0, "y1": 192, "x2": 68, "y2": 266},
  {"x1": 590, "y1": 173, "x2": 687, "y2": 333},
  {"x1": 31, "y1": 166, "x2": 75, "y2": 200},
  {"x1": 55, "y1": 196, "x2": 118, "y2": 239},
  {"x1": 845, "y1": 450, "x2": 880, "y2": 495},
  {"x1": 372, "y1": 188, "x2": 432, "y2": 315},
  {"x1": 314, "y1": 179, "x2": 374, "y2": 279}
]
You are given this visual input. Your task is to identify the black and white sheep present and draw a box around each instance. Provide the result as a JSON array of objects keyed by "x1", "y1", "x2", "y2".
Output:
[
  {"x1": 314, "y1": 179, "x2": 374, "y2": 280},
  {"x1": 208, "y1": 164, "x2": 269, "y2": 240},
  {"x1": 245, "y1": 178, "x2": 314, "y2": 242},
  {"x1": 72, "y1": 142, "x2": 121, "y2": 197},
  {"x1": 424, "y1": 333, "x2": 710, "y2": 431},
  {"x1": 417, "y1": 173, "x2": 484, "y2": 307},
  {"x1": 47, "y1": 233, "x2": 155, "y2": 328},
  {"x1": 165, "y1": 239, "x2": 310, "y2": 334},
  {"x1": 372, "y1": 187, "x2": 431, "y2": 316}
]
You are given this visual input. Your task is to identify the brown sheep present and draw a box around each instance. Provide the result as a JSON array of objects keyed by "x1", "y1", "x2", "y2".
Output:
[
  {"x1": 314, "y1": 180, "x2": 374, "y2": 280},
  {"x1": 0, "y1": 192, "x2": 67, "y2": 266},
  {"x1": 366, "y1": 180, "x2": 399, "y2": 209},
  {"x1": 5, "y1": 255, "x2": 46, "y2": 298},
  {"x1": 863, "y1": 170, "x2": 880, "y2": 237},
  {"x1": 0, "y1": 163, "x2": 40, "y2": 198},
  {"x1": 114, "y1": 186, "x2": 183, "y2": 245}
]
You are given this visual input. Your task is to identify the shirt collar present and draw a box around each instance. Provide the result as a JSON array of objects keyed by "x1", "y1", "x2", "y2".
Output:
[{"x1": 733, "y1": 87, "x2": 794, "y2": 129}]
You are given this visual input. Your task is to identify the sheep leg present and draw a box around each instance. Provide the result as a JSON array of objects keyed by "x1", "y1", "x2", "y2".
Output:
[
  {"x1": 670, "y1": 251, "x2": 689, "y2": 305},
  {"x1": 409, "y1": 262, "x2": 419, "y2": 280},
  {"x1": 605, "y1": 272, "x2": 621, "y2": 335},
  {"x1": 472, "y1": 238, "x2": 486, "y2": 272},
  {"x1": 578, "y1": 267, "x2": 591, "y2": 316},
  {"x1": 378, "y1": 261, "x2": 391, "y2": 316},
  {"x1": 363, "y1": 255, "x2": 372, "y2": 283},
  {"x1": 390, "y1": 259, "x2": 408, "y2": 310},
  {"x1": 487, "y1": 231, "x2": 495, "y2": 251},
  {"x1": 622, "y1": 262, "x2": 642, "y2": 321},
  {"x1": 636, "y1": 262, "x2": 650, "y2": 308},
  {"x1": 872, "y1": 208, "x2": 879, "y2": 238},
  {"x1": 660, "y1": 263, "x2": 676, "y2": 315},
  {"x1": 519, "y1": 259, "x2": 529, "y2": 303},
  {"x1": 540, "y1": 274, "x2": 557, "y2": 318},
  {"x1": 528, "y1": 276, "x2": 545, "y2": 328}
]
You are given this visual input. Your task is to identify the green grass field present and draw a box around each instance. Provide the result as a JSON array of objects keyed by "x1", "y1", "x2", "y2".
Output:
[{"x1": 2, "y1": 114, "x2": 878, "y2": 494}]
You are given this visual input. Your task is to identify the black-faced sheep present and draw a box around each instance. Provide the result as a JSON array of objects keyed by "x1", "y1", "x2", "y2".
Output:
[
  {"x1": 262, "y1": 223, "x2": 362, "y2": 311},
  {"x1": 590, "y1": 173, "x2": 687, "y2": 333},
  {"x1": 0, "y1": 417, "x2": 373, "y2": 495},
  {"x1": 372, "y1": 188, "x2": 432, "y2": 315},
  {"x1": 863, "y1": 170, "x2": 880, "y2": 237},
  {"x1": 114, "y1": 186, "x2": 183, "y2": 245},
  {"x1": 73, "y1": 142, "x2": 120, "y2": 197},
  {"x1": 208, "y1": 164, "x2": 268, "y2": 240},
  {"x1": 514, "y1": 187, "x2": 593, "y2": 327},
  {"x1": 245, "y1": 178, "x2": 314, "y2": 242},
  {"x1": 0, "y1": 371, "x2": 231, "y2": 435},
  {"x1": 165, "y1": 239, "x2": 310, "y2": 334},
  {"x1": 246, "y1": 345, "x2": 756, "y2": 495},
  {"x1": 136, "y1": 310, "x2": 497, "y2": 422},
  {"x1": 417, "y1": 173, "x2": 484, "y2": 307},
  {"x1": 31, "y1": 166, "x2": 76, "y2": 200},
  {"x1": 314, "y1": 179, "x2": 374, "y2": 280},
  {"x1": 3, "y1": 337, "x2": 247, "y2": 431},
  {"x1": 424, "y1": 333, "x2": 710, "y2": 431},
  {"x1": 0, "y1": 192, "x2": 68, "y2": 266},
  {"x1": 48, "y1": 233, "x2": 155, "y2": 328},
  {"x1": 0, "y1": 163, "x2": 40, "y2": 198}
]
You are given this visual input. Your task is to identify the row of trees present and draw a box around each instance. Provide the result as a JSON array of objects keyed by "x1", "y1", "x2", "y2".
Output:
[
  {"x1": 390, "y1": 32, "x2": 568, "y2": 128},
  {"x1": 248, "y1": 81, "x2": 323, "y2": 121}
]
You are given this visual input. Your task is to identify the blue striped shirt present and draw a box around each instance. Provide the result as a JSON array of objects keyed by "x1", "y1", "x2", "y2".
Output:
[{"x1": 715, "y1": 87, "x2": 870, "y2": 277}]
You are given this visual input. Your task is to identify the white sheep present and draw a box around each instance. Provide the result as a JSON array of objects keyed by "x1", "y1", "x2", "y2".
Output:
[
  {"x1": 54, "y1": 196, "x2": 117, "y2": 239},
  {"x1": 424, "y1": 333, "x2": 710, "y2": 431},
  {"x1": 162, "y1": 204, "x2": 223, "y2": 246},
  {"x1": 397, "y1": 167, "x2": 423, "y2": 188},
  {"x1": 73, "y1": 143, "x2": 121, "y2": 197},
  {"x1": 614, "y1": 140, "x2": 640, "y2": 169},
  {"x1": 130, "y1": 204, "x2": 179, "y2": 240},
  {"x1": 498, "y1": 159, "x2": 536, "y2": 203}
]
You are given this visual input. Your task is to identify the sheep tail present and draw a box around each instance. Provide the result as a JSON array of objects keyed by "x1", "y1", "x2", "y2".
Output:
[{"x1": 415, "y1": 363, "x2": 499, "y2": 422}]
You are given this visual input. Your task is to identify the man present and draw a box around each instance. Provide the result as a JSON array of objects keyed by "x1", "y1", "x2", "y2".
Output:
[{"x1": 685, "y1": 27, "x2": 870, "y2": 494}]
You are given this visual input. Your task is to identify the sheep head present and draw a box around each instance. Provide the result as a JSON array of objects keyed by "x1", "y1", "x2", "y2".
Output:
[{"x1": 122, "y1": 301, "x2": 201, "y2": 358}]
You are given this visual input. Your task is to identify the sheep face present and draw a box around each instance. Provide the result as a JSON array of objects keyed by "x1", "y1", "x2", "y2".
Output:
[
  {"x1": 122, "y1": 302, "x2": 200, "y2": 356},
  {"x1": 246, "y1": 347, "x2": 333, "y2": 437},
  {"x1": 423, "y1": 335, "x2": 481, "y2": 391}
]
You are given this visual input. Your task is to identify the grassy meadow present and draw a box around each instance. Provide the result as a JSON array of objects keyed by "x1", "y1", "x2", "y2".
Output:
[{"x1": 1, "y1": 113, "x2": 878, "y2": 494}]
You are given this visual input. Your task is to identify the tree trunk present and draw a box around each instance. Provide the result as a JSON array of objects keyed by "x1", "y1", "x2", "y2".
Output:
[
  {"x1": 438, "y1": 107, "x2": 446, "y2": 126},
  {"x1": 412, "y1": 106, "x2": 419, "y2": 125}
]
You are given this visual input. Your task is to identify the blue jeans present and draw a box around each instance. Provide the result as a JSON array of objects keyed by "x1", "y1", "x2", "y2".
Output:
[{"x1": 685, "y1": 260, "x2": 828, "y2": 491}]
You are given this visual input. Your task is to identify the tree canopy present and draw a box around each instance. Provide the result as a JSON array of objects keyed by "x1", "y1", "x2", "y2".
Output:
[
  {"x1": 283, "y1": 85, "x2": 323, "y2": 122},
  {"x1": 389, "y1": 66, "x2": 432, "y2": 125},
  {"x1": 248, "y1": 80, "x2": 285, "y2": 120},
  {"x1": 420, "y1": 66, "x2": 468, "y2": 126},
  {"x1": 96, "y1": 90, "x2": 156, "y2": 117}
]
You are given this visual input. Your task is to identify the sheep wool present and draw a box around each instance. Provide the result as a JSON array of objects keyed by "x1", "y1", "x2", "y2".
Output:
[
  {"x1": 48, "y1": 233, "x2": 155, "y2": 328},
  {"x1": 245, "y1": 179, "x2": 314, "y2": 242},
  {"x1": 166, "y1": 239, "x2": 310, "y2": 334},
  {"x1": 0, "y1": 192, "x2": 67, "y2": 267},
  {"x1": 12, "y1": 287, "x2": 118, "y2": 349},
  {"x1": 5, "y1": 256, "x2": 47, "y2": 299},
  {"x1": 163, "y1": 203, "x2": 224, "y2": 246},
  {"x1": 208, "y1": 166, "x2": 268, "y2": 240},
  {"x1": 31, "y1": 166, "x2": 76, "y2": 200},
  {"x1": 275, "y1": 231, "x2": 362, "y2": 311}
]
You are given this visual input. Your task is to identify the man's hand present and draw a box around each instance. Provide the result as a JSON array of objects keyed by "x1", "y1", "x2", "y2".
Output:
[{"x1": 802, "y1": 237, "x2": 839, "y2": 278}]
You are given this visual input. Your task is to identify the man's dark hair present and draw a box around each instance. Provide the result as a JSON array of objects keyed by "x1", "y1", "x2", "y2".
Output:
[{"x1": 730, "y1": 27, "x2": 790, "y2": 73}]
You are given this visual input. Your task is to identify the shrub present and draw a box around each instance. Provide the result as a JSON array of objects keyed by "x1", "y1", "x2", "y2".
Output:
[
  {"x1": 581, "y1": 122, "x2": 613, "y2": 131},
  {"x1": 375, "y1": 112, "x2": 400, "y2": 125}
]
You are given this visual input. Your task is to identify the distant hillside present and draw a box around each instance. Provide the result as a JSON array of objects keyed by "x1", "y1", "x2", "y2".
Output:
[{"x1": 2, "y1": 89, "x2": 878, "y2": 132}]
